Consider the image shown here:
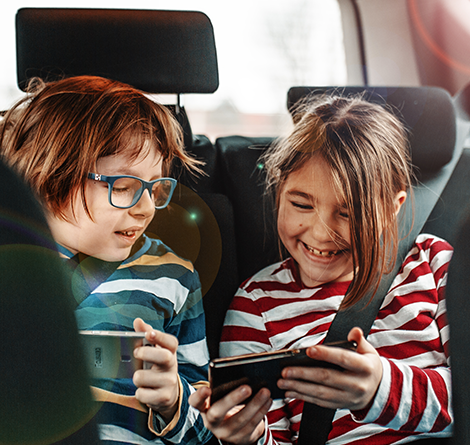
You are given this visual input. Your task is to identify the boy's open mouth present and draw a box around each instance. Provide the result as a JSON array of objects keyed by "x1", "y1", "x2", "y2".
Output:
[{"x1": 116, "y1": 230, "x2": 136, "y2": 237}]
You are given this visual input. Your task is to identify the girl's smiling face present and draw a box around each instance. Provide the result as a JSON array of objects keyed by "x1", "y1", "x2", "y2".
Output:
[
  {"x1": 47, "y1": 141, "x2": 162, "y2": 262},
  {"x1": 277, "y1": 155, "x2": 354, "y2": 288}
]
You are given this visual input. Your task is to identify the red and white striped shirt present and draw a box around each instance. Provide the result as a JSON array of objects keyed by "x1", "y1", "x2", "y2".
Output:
[{"x1": 220, "y1": 234, "x2": 453, "y2": 444}]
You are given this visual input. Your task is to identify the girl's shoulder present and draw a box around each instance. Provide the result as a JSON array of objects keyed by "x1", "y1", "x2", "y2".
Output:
[
  {"x1": 400, "y1": 233, "x2": 454, "y2": 279},
  {"x1": 413, "y1": 233, "x2": 453, "y2": 255},
  {"x1": 239, "y1": 258, "x2": 296, "y2": 290}
]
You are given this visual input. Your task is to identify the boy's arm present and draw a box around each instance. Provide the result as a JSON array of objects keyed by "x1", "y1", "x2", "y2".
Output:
[{"x1": 152, "y1": 280, "x2": 213, "y2": 444}]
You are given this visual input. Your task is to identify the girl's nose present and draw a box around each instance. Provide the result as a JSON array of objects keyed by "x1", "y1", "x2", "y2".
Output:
[{"x1": 310, "y1": 211, "x2": 335, "y2": 242}]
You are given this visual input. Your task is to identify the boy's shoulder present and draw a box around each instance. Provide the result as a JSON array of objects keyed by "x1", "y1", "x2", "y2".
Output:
[{"x1": 122, "y1": 234, "x2": 195, "y2": 274}]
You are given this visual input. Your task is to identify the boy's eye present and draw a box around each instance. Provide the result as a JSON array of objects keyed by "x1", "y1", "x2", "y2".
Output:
[{"x1": 112, "y1": 186, "x2": 131, "y2": 194}]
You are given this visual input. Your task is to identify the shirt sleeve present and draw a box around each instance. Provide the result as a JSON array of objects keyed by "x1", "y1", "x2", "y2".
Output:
[
  {"x1": 351, "y1": 235, "x2": 453, "y2": 435},
  {"x1": 153, "y1": 268, "x2": 213, "y2": 445}
]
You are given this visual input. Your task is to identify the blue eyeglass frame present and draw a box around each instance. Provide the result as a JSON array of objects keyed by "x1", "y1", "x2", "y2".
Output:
[{"x1": 87, "y1": 173, "x2": 177, "y2": 209}]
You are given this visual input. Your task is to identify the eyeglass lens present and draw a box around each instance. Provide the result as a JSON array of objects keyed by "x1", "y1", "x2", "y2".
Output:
[{"x1": 110, "y1": 177, "x2": 173, "y2": 208}]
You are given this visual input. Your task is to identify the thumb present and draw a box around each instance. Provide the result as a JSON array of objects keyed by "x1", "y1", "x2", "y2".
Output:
[
  {"x1": 133, "y1": 317, "x2": 152, "y2": 333},
  {"x1": 347, "y1": 327, "x2": 378, "y2": 356}
]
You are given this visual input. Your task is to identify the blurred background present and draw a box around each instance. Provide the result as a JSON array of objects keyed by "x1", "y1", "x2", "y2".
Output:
[{"x1": 0, "y1": 0, "x2": 347, "y2": 139}]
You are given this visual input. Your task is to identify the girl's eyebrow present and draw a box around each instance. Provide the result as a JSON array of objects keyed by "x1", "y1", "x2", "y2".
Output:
[{"x1": 286, "y1": 190, "x2": 312, "y2": 200}]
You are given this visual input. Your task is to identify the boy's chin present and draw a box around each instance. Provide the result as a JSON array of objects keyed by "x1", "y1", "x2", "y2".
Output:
[{"x1": 93, "y1": 248, "x2": 132, "y2": 263}]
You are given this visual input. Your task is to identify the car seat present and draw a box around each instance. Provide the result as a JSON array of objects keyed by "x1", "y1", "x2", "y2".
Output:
[
  {"x1": 437, "y1": 81, "x2": 470, "y2": 445},
  {"x1": 0, "y1": 160, "x2": 100, "y2": 444}
]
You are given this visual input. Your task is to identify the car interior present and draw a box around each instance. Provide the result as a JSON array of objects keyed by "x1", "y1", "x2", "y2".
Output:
[{"x1": 3, "y1": 2, "x2": 470, "y2": 443}]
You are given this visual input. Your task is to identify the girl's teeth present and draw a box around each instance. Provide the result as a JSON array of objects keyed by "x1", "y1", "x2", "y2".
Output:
[{"x1": 307, "y1": 246, "x2": 337, "y2": 257}]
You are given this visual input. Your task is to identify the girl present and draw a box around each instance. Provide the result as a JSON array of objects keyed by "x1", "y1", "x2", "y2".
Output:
[
  {"x1": 0, "y1": 76, "x2": 212, "y2": 445},
  {"x1": 189, "y1": 95, "x2": 453, "y2": 444}
]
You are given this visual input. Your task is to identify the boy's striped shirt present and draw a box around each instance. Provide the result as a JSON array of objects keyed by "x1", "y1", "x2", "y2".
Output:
[{"x1": 61, "y1": 234, "x2": 212, "y2": 445}]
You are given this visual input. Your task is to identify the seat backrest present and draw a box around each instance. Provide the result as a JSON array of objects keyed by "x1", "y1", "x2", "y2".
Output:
[
  {"x1": 431, "y1": 81, "x2": 470, "y2": 445},
  {"x1": 446, "y1": 211, "x2": 470, "y2": 445},
  {"x1": 147, "y1": 187, "x2": 239, "y2": 359},
  {"x1": 15, "y1": 7, "x2": 220, "y2": 193},
  {"x1": 422, "y1": 82, "x2": 470, "y2": 246},
  {"x1": 0, "y1": 160, "x2": 100, "y2": 444},
  {"x1": 215, "y1": 136, "x2": 278, "y2": 283}
]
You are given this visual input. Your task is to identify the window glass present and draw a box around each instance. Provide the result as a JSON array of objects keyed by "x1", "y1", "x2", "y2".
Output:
[{"x1": 0, "y1": 0, "x2": 346, "y2": 139}]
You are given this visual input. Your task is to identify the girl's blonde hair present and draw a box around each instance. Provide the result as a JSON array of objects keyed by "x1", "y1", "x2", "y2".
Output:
[
  {"x1": 0, "y1": 75, "x2": 200, "y2": 219},
  {"x1": 263, "y1": 94, "x2": 413, "y2": 308}
]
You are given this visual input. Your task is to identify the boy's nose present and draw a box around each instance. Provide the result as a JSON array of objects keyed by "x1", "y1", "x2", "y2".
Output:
[{"x1": 129, "y1": 189, "x2": 155, "y2": 218}]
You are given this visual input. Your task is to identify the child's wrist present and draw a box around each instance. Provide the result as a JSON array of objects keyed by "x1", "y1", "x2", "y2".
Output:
[{"x1": 152, "y1": 375, "x2": 182, "y2": 425}]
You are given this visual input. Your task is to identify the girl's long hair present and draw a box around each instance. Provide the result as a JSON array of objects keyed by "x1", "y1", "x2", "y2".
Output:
[{"x1": 263, "y1": 94, "x2": 413, "y2": 308}]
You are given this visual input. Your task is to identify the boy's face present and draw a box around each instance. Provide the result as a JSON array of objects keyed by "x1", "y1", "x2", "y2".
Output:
[
  {"x1": 277, "y1": 155, "x2": 355, "y2": 288},
  {"x1": 47, "y1": 142, "x2": 162, "y2": 262}
]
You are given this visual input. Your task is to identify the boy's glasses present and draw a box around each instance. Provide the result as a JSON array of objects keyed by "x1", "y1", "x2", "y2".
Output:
[{"x1": 87, "y1": 173, "x2": 177, "y2": 209}]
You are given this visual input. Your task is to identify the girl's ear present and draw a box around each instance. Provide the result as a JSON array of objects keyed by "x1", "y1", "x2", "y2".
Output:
[{"x1": 394, "y1": 190, "x2": 407, "y2": 216}]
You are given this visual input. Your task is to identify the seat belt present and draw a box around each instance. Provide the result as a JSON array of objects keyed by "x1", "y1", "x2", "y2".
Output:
[{"x1": 297, "y1": 160, "x2": 460, "y2": 445}]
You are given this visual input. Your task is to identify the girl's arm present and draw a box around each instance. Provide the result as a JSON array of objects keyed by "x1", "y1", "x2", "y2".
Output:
[
  {"x1": 351, "y1": 241, "x2": 453, "y2": 434},
  {"x1": 356, "y1": 236, "x2": 453, "y2": 434}
]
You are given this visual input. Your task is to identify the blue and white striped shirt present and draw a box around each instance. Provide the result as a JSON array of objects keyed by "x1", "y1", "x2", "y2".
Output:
[{"x1": 60, "y1": 234, "x2": 212, "y2": 445}]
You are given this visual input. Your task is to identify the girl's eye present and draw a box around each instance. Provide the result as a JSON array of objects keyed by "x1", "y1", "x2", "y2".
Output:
[
  {"x1": 291, "y1": 201, "x2": 313, "y2": 210},
  {"x1": 338, "y1": 210, "x2": 349, "y2": 218}
]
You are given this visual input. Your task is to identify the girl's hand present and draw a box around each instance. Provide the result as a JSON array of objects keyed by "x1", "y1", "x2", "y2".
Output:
[
  {"x1": 278, "y1": 327, "x2": 383, "y2": 411},
  {"x1": 133, "y1": 318, "x2": 180, "y2": 423},
  {"x1": 189, "y1": 384, "x2": 272, "y2": 445}
]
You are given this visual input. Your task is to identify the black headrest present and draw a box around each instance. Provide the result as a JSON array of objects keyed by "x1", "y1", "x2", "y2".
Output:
[
  {"x1": 16, "y1": 8, "x2": 219, "y2": 94},
  {"x1": 287, "y1": 86, "x2": 456, "y2": 175}
]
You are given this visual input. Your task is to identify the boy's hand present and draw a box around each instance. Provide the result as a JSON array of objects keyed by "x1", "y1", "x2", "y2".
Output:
[
  {"x1": 189, "y1": 384, "x2": 272, "y2": 445},
  {"x1": 133, "y1": 318, "x2": 180, "y2": 423},
  {"x1": 277, "y1": 327, "x2": 383, "y2": 411}
]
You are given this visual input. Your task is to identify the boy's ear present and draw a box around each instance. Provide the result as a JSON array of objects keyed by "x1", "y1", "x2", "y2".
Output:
[{"x1": 394, "y1": 190, "x2": 407, "y2": 216}]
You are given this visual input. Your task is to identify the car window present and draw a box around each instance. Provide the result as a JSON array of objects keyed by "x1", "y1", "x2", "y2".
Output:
[{"x1": 0, "y1": 0, "x2": 346, "y2": 139}]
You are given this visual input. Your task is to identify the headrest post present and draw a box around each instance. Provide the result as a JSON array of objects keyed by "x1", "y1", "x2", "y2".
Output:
[{"x1": 176, "y1": 94, "x2": 182, "y2": 115}]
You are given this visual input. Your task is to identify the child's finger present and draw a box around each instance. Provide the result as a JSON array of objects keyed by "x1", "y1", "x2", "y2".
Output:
[
  {"x1": 134, "y1": 345, "x2": 176, "y2": 372},
  {"x1": 189, "y1": 386, "x2": 211, "y2": 412},
  {"x1": 347, "y1": 327, "x2": 377, "y2": 355},
  {"x1": 133, "y1": 317, "x2": 178, "y2": 352},
  {"x1": 145, "y1": 329, "x2": 179, "y2": 352},
  {"x1": 206, "y1": 385, "x2": 254, "y2": 423},
  {"x1": 133, "y1": 317, "x2": 151, "y2": 333}
]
